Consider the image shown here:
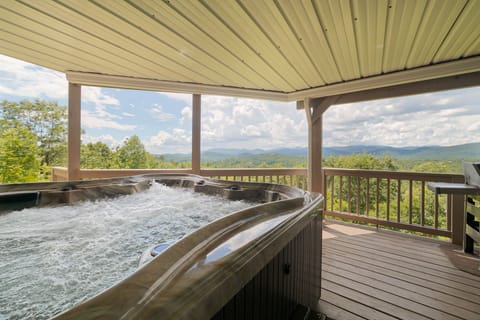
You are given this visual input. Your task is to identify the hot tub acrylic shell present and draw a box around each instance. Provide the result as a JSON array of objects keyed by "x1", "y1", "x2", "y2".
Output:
[{"x1": 0, "y1": 174, "x2": 323, "y2": 319}]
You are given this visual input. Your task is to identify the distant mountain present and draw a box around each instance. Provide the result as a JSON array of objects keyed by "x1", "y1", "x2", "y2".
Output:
[
  {"x1": 323, "y1": 143, "x2": 480, "y2": 160},
  {"x1": 160, "y1": 143, "x2": 480, "y2": 162}
]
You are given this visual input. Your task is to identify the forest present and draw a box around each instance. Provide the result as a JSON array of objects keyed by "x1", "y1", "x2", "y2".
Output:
[{"x1": 0, "y1": 99, "x2": 471, "y2": 184}]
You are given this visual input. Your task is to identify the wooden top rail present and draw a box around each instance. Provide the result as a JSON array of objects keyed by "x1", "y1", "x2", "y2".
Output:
[
  {"x1": 199, "y1": 168, "x2": 307, "y2": 176},
  {"x1": 323, "y1": 168, "x2": 464, "y2": 183},
  {"x1": 52, "y1": 167, "x2": 308, "y2": 181}
]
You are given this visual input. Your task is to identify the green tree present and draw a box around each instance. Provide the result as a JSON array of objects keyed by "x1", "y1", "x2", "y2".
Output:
[
  {"x1": 0, "y1": 99, "x2": 67, "y2": 166},
  {"x1": 323, "y1": 153, "x2": 396, "y2": 170},
  {"x1": 116, "y1": 135, "x2": 149, "y2": 169},
  {"x1": 0, "y1": 126, "x2": 40, "y2": 183},
  {"x1": 81, "y1": 142, "x2": 117, "y2": 169},
  {"x1": 324, "y1": 153, "x2": 398, "y2": 215}
]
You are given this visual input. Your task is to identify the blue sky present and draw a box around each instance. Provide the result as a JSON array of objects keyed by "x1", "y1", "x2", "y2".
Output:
[{"x1": 0, "y1": 54, "x2": 479, "y2": 154}]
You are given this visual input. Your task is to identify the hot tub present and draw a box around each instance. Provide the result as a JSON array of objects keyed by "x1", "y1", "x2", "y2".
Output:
[{"x1": 0, "y1": 174, "x2": 323, "y2": 319}]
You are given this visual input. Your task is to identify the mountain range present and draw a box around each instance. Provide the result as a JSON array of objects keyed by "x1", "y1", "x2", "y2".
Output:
[{"x1": 160, "y1": 142, "x2": 480, "y2": 162}]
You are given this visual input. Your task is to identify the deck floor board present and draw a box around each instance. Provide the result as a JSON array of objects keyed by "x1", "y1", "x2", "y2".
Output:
[{"x1": 319, "y1": 221, "x2": 480, "y2": 320}]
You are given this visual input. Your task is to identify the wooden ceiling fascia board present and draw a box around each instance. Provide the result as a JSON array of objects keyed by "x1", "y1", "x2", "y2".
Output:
[
  {"x1": 289, "y1": 56, "x2": 480, "y2": 101},
  {"x1": 134, "y1": 0, "x2": 270, "y2": 90},
  {"x1": 407, "y1": 0, "x2": 467, "y2": 68},
  {"x1": 296, "y1": 71, "x2": 480, "y2": 110},
  {"x1": 67, "y1": 57, "x2": 480, "y2": 104},
  {"x1": 13, "y1": 0, "x2": 183, "y2": 80},
  {"x1": 434, "y1": 0, "x2": 480, "y2": 62},
  {"x1": 56, "y1": 0, "x2": 216, "y2": 85},
  {"x1": 335, "y1": 72, "x2": 480, "y2": 105},
  {"x1": 209, "y1": 0, "x2": 307, "y2": 90},
  {"x1": 246, "y1": 0, "x2": 324, "y2": 87},
  {"x1": 66, "y1": 71, "x2": 290, "y2": 102},
  {"x1": 171, "y1": 1, "x2": 287, "y2": 92}
]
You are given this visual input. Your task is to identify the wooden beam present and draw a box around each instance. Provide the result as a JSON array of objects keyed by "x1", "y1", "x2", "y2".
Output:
[
  {"x1": 67, "y1": 61, "x2": 480, "y2": 104},
  {"x1": 289, "y1": 57, "x2": 480, "y2": 101},
  {"x1": 296, "y1": 72, "x2": 480, "y2": 108},
  {"x1": 336, "y1": 72, "x2": 480, "y2": 105},
  {"x1": 68, "y1": 83, "x2": 81, "y2": 181},
  {"x1": 192, "y1": 94, "x2": 201, "y2": 175},
  {"x1": 67, "y1": 71, "x2": 289, "y2": 102},
  {"x1": 67, "y1": 58, "x2": 480, "y2": 103}
]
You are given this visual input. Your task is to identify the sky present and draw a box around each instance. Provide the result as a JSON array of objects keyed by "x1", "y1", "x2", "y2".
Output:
[{"x1": 0, "y1": 54, "x2": 479, "y2": 154}]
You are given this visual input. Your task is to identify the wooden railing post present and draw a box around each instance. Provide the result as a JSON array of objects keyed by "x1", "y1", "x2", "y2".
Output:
[
  {"x1": 192, "y1": 94, "x2": 201, "y2": 175},
  {"x1": 68, "y1": 83, "x2": 81, "y2": 181},
  {"x1": 451, "y1": 194, "x2": 465, "y2": 245}
]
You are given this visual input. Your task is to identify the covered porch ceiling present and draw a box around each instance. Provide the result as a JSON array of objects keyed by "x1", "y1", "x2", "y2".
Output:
[{"x1": 1, "y1": 0, "x2": 479, "y2": 101}]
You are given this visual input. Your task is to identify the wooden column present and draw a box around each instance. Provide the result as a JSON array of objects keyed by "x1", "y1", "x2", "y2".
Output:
[
  {"x1": 305, "y1": 96, "x2": 339, "y2": 193},
  {"x1": 192, "y1": 94, "x2": 201, "y2": 175},
  {"x1": 68, "y1": 83, "x2": 81, "y2": 181}
]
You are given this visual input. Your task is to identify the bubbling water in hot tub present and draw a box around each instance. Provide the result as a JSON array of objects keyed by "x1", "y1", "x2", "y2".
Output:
[{"x1": 0, "y1": 183, "x2": 255, "y2": 320}]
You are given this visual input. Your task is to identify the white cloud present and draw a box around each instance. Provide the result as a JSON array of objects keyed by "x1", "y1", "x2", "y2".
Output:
[
  {"x1": 324, "y1": 87, "x2": 480, "y2": 146},
  {"x1": 0, "y1": 55, "x2": 68, "y2": 100},
  {"x1": 82, "y1": 110, "x2": 136, "y2": 131},
  {"x1": 159, "y1": 92, "x2": 192, "y2": 104},
  {"x1": 146, "y1": 129, "x2": 191, "y2": 153},
  {"x1": 200, "y1": 95, "x2": 305, "y2": 149},
  {"x1": 82, "y1": 134, "x2": 122, "y2": 147},
  {"x1": 180, "y1": 106, "x2": 192, "y2": 125},
  {"x1": 150, "y1": 104, "x2": 175, "y2": 121},
  {"x1": 80, "y1": 86, "x2": 136, "y2": 131},
  {"x1": 82, "y1": 86, "x2": 119, "y2": 109}
]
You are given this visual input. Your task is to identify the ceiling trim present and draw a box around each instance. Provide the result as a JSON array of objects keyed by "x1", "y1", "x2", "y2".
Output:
[
  {"x1": 289, "y1": 56, "x2": 480, "y2": 101},
  {"x1": 296, "y1": 71, "x2": 480, "y2": 109},
  {"x1": 335, "y1": 71, "x2": 480, "y2": 105},
  {"x1": 66, "y1": 71, "x2": 289, "y2": 101},
  {"x1": 67, "y1": 56, "x2": 480, "y2": 103}
]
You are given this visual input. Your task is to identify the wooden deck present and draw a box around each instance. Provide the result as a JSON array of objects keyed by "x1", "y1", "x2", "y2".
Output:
[{"x1": 318, "y1": 221, "x2": 480, "y2": 320}]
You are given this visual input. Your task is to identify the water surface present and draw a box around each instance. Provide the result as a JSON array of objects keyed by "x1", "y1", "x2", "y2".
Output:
[{"x1": 0, "y1": 183, "x2": 254, "y2": 319}]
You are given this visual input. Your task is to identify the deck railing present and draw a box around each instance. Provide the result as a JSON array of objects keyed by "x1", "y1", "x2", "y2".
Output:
[
  {"x1": 51, "y1": 167, "x2": 308, "y2": 189},
  {"x1": 322, "y1": 168, "x2": 465, "y2": 240},
  {"x1": 51, "y1": 166, "x2": 465, "y2": 241},
  {"x1": 200, "y1": 168, "x2": 308, "y2": 189}
]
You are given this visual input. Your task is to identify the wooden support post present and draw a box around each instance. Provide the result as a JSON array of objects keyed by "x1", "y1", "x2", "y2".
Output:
[
  {"x1": 451, "y1": 194, "x2": 465, "y2": 245},
  {"x1": 68, "y1": 83, "x2": 81, "y2": 181},
  {"x1": 192, "y1": 94, "x2": 201, "y2": 175},
  {"x1": 305, "y1": 96, "x2": 339, "y2": 193}
]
